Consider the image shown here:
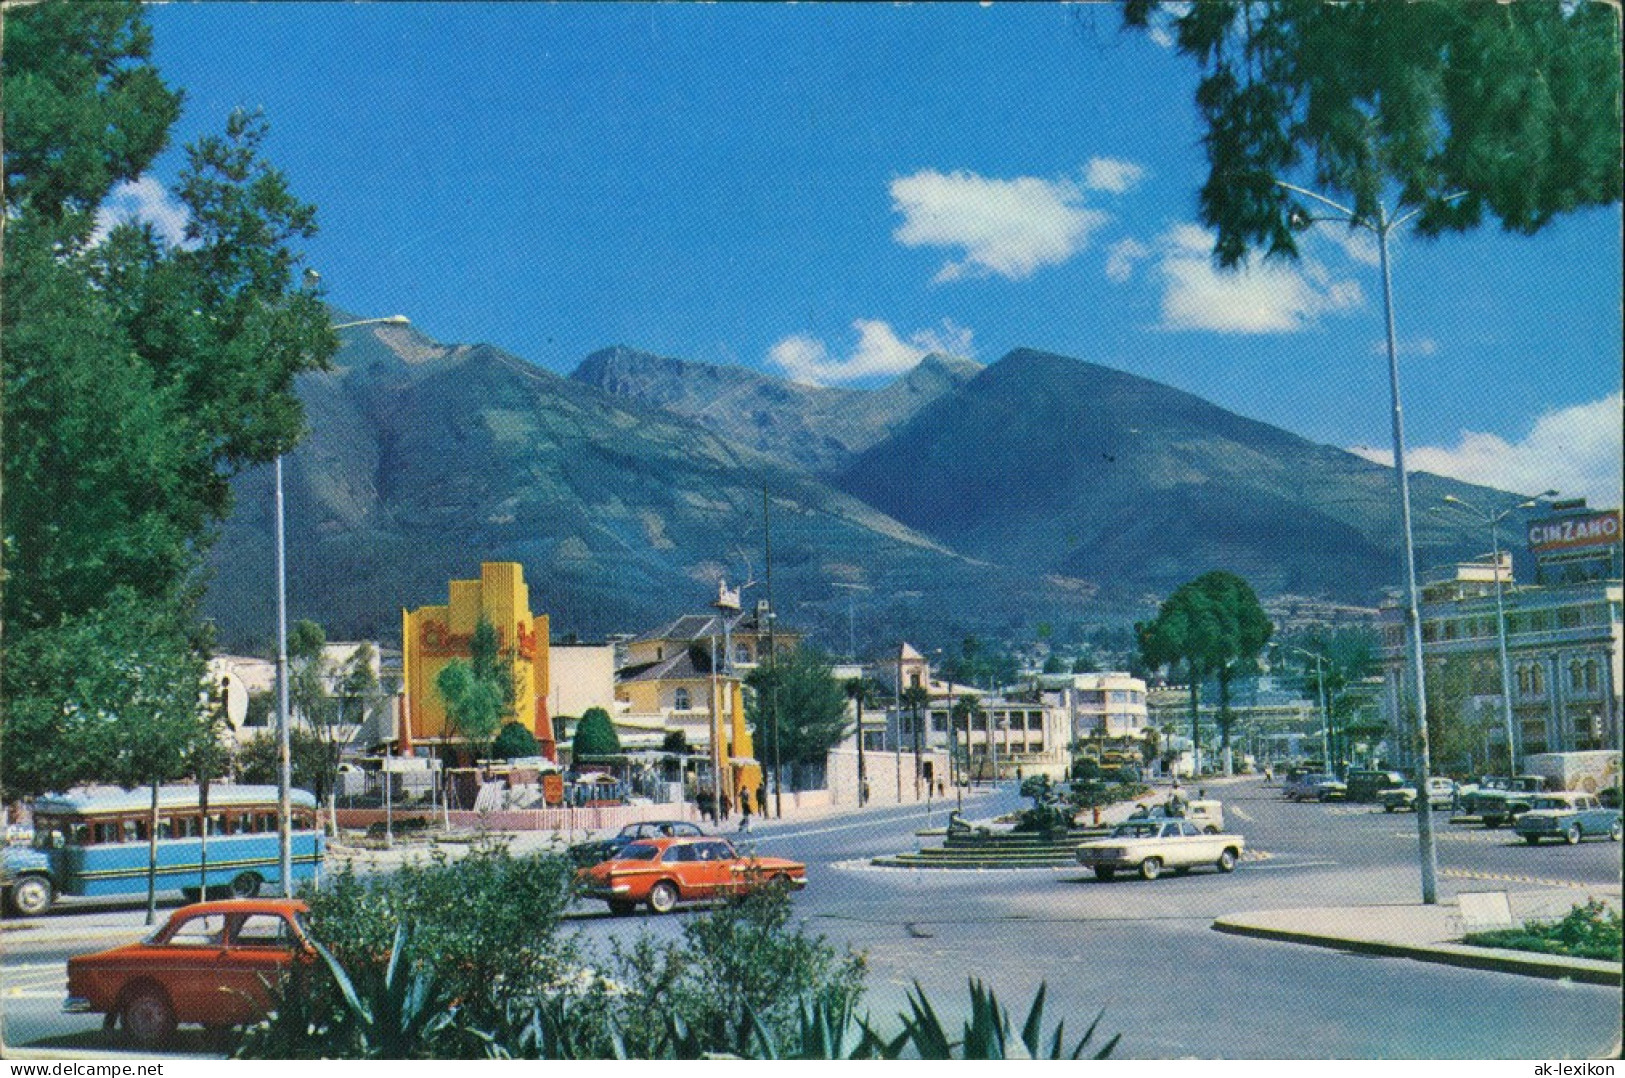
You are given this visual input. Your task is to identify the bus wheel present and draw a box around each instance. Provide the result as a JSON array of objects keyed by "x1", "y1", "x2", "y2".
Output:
[
  {"x1": 180, "y1": 887, "x2": 202, "y2": 904},
  {"x1": 229, "y1": 872, "x2": 261, "y2": 899},
  {"x1": 121, "y1": 985, "x2": 176, "y2": 1048},
  {"x1": 8, "y1": 875, "x2": 53, "y2": 917}
]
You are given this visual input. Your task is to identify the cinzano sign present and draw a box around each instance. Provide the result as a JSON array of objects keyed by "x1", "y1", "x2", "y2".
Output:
[{"x1": 1526, "y1": 510, "x2": 1621, "y2": 554}]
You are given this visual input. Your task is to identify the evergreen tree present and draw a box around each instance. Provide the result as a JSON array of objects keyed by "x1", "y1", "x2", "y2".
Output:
[
  {"x1": 492, "y1": 722, "x2": 541, "y2": 761},
  {"x1": 745, "y1": 648, "x2": 849, "y2": 765},
  {"x1": 572, "y1": 707, "x2": 622, "y2": 762}
]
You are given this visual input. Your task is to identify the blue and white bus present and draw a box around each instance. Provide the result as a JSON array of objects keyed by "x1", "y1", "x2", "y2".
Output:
[{"x1": 1, "y1": 785, "x2": 324, "y2": 916}]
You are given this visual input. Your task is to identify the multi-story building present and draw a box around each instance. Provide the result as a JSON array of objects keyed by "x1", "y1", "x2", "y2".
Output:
[
  {"x1": 1041, "y1": 672, "x2": 1149, "y2": 740},
  {"x1": 1379, "y1": 501, "x2": 1622, "y2": 760}
]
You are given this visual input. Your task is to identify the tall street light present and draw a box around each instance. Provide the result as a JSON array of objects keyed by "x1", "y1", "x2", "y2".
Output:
[
  {"x1": 1439, "y1": 491, "x2": 1557, "y2": 779},
  {"x1": 1278, "y1": 180, "x2": 1464, "y2": 904},
  {"x1": 275, "y1": 313, "x2": 409, "y2": 896},
  {"x1": 1286, "y1": 646, "x2": 1332, "y2": 770}
]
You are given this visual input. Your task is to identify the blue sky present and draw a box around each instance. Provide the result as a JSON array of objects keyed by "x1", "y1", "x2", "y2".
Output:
[{"x1": 120, "y1": 3, "x2": 1622, "y2": 506}]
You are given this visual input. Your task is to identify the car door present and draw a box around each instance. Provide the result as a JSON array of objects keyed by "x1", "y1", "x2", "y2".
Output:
[
  {"x1": 149, "y1": 911, "x2": 235, "y2": 1024},
  {"x1": 694, "y1": 840, "x2": 739, "y2": 896},
  {"x1": 209, "y1": 911, "x2": 302, "y2": 1025}
]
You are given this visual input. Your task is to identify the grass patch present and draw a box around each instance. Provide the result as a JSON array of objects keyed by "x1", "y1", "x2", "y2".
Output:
[{"x1": 1465, "y1": 900, "x2": 1623, "y2": 961}]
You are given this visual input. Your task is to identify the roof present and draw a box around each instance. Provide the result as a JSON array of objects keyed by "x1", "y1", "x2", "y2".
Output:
[
  {"x1": 618, "y1": 648, "x2": 717, "y2": 683},
  {"x1": 171, "y1": 898, "x2": 310, "y2": 919},
  {"x1": 35, "y1": 785, "x2": 319, "y2": 815}
]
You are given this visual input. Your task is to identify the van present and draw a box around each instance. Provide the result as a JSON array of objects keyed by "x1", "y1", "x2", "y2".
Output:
[{"x1": 1346, "y1": 770, "x2": 1406, "y2": 803}]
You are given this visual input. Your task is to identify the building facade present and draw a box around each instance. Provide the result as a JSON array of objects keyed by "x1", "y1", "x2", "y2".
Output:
[
  {"x1": 1379, "y1": 502, "x2": 1622, "y2": 761},
  {"x1": 400, "y1": 561, "x2": 555, "y2": 760},
  {"x1": 1043, "y1": 672, "x2": 1149, "y2": 740}
]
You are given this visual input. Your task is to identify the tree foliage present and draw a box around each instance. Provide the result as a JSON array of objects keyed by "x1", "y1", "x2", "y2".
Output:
[
  {"x1": 1138, "y1": 571, "x2": 1273, "y2": 761},
  {"x1": 2, "y1": 3, "x2": 333, "y2": 796},
  {"x1": 492, "y1": 721, "x2": 541, "y2": 760},
  {"x1": 572, "y1": 707, "x2": 621, "y2": 761},
  {"x1": 746, "y1": 648, "x2": 850, "y2": 765},
  {"x1": 435, "y1": 618, "x2": 515, "y2": 753},
  {"x1": 1121, "y1": 1, "x2": 1622, "y2": 267}
]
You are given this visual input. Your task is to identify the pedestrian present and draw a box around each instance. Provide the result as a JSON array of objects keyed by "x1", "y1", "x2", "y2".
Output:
[
  {"x1": 739, "y1": 802, "x2": 752, "y2": 833},
  {"x1": 720, "y1": 793, "x2": 731, "y2": 821},
  {"x1": 756, "y1": 785, "x2": 768, "y2": 817}
]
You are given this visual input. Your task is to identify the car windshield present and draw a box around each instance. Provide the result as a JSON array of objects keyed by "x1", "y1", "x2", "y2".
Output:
[
  {"x1": 616, "y1": 843, "x2": 661, "y2": 861},
  {"x1": 1531, "y1": 797, "x2": 1570, "y2": 810}
]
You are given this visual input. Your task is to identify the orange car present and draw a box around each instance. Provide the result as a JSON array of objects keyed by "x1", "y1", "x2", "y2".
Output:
[
  {"x1": 577, "y1": 835, "x2": 806, "y2": 914},
  {"x1": 65, "y1": 898, "x2": 314, "y2": 1046}
]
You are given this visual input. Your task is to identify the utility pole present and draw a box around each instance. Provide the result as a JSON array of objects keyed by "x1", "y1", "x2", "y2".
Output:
[{"x1": 764, "y1": 487, "x2": 782, "y2": 818}]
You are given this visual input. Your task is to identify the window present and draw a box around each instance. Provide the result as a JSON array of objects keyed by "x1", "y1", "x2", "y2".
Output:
[
  {"x1": 92, "y1": 820, "x2": 120, "y2": 845},
  {"x1": 167, "y1": 914, "x2": 228, "y2": 948},
  {"x1": 674, "y1": 688, "x2": 691, "y2": 711},
  {"x1": 1531, "y1": 665, "x2": 1544, "y2": 694},
  {"x1": 1517, "y1": 667, "x2": 1530, "y2": 695},
  {"x1": 1570, "y1": 661, "x2": 1584, "y2": 692},
  {"x1": 235, "y1": 914, "x2": 295, "y2": 949},
  {"x1": 932, "y1": 712, "x2": 948, "y2": 732},
  {"x1": 910, "y1": 673, "x2": 922, "y2": 689}
]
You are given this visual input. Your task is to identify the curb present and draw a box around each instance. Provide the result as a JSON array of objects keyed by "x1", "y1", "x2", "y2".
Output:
[{"x1": 1212, "y1": 917, "x2": 1622, "y2": 986}]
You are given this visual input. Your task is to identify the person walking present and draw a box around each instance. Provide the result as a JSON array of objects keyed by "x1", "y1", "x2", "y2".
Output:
[
  {"x1": 756, "y1": 785, "x2": 768, "y2": 818},
  {"x1": 739, "y1": 802, "x2": 752, "y2": 833},
  {"x1": 720, "y1": 793, "x2": 731, "y2": 822}
]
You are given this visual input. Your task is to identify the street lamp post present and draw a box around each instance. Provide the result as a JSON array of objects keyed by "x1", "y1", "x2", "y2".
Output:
[
  {"x1": 1277, "y1": 180, "x2": 1463, "y2": 905},
  {"x1": 1440, "y1": 491, "x2": 1556, "y2": 777},
  {"x1": 275, "y1": 313, "x2": 408, "y2": 896},
  {"x1": 1287, "y1": 646, "x2": 1332, "y2": 772}
]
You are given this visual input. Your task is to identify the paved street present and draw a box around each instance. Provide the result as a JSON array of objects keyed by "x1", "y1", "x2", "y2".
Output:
[{"x1": 3, "y1": 776, "x2": 1620, "y2": 1058}]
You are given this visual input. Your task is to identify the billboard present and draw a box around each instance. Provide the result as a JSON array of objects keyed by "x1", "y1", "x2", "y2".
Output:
[{"x1": 1526, "y1": 509, "x2": 1622, "y2": 555}]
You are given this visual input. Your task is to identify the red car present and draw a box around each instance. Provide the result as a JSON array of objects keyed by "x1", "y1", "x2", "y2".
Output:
[
  {"x1": 65, "y1": 899, "x2": 313, "y2": 1047},
  {"x1": 577, "y1": 836, "x2": 806, "y2": 914}
]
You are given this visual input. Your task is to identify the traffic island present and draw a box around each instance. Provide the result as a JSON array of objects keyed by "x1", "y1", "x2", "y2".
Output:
[
  {"x1": 1213, "y1": 895, "x2": 1623, "y2": 986},
  {"x1": 871, "y1": 826, "x2": 1107, "y2": 869}
]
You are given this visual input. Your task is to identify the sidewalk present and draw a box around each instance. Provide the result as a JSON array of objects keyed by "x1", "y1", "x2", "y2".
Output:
[{"x1": 1215, "y1": 889, "x2": 1622, "y2": 986}]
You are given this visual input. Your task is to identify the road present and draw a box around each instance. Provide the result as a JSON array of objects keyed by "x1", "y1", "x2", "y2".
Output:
[{"x1": 3, "y1": 776, "x2": 1620, "y2": 1058}]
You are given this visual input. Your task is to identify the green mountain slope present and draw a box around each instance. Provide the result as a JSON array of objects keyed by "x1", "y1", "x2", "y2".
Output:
[{"x1": 836, "y1": 347, "x2": 1519, "y2": 604}]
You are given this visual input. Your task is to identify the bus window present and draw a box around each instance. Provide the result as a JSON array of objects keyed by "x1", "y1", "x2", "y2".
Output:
[
  {"x1": 205, "y1": 813, "x2": 227, "y2": 836},
  {"x1": 121, "y1": 819, "x2": 141, "y2": 844},
  {"x1": 69, "y1": 822, "x2": 90, "y2": 847},
  {"x1": 92, "y1": 820, "x2": 120, "y2": 846},
  {"x1": 256, "y1": 812, "x2": 278, "y2": 833}
]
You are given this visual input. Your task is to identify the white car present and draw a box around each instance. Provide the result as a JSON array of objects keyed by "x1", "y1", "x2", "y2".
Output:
[{"x1": 1075, "y1": 819, "x2": 1246, "y2": 881}]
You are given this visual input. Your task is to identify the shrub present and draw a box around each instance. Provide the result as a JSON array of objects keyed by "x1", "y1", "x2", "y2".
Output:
[
  {"x1": 491, "y1": 721, "x2": 540, "y2": 760},
  {"x1": 1466, "y1": 899, "x2": 1623, "y2": 961},
  {"x1": 573, "y1": 707, "x2": 621, "y2": 760}
]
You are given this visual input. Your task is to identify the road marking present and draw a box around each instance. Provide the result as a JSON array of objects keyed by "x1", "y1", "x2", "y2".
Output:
[
  {"x1": 1440, "y1": 868, "x2": 1616, "y2": 891},
  {"x1": 1391, "y1": 830, "x2": 1510, "y2": 844},
  {"x1": 829, "y1": 849, "x2": 1276, "y2": 874},
  {"x1": 1242, "y1": 859, "x2": 1340, "y2": 871},
  {"x1": 1228, "y1": 806, "x2": 1254, "y2": 822}
]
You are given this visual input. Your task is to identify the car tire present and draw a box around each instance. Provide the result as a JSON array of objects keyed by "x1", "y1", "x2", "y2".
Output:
[
  {"x1": 648, "y1": 880, "x2": 679, "y2": 914},
  {"x1": 1610, "y1": 820, "x2": 1622, "y2": 842},
  {"x1": 7, "y1": 875, "x2": 53, "y2": 917},
  {"x1": 1138, "y1": 858, "x2": 1163, "y2": 881},
  {"x1": 121, "y1": 985, "x2": 176, "y2": 1048},
  {"x1": 1093, "y1": 867, "x2": 1116, "y2": 881},
  {"x1": 1216, "y1": 848, "x2": 1238, "y2": 873},
  {"x1": 607, "y1": 901, "x2": 636, "y2": 917},
  {"x1": 1484, "y1": 816, "x2": 1502, "y2": 830},
  {"x1": 229, "y1": 872, "x2": 262, "y2": 899},
  {"x1": 1565, "y1": 824, "x2": 1582, "y2": 846},
  {"x1": 1383, "y1": 804, "x2": 1396, "y2": 813}
]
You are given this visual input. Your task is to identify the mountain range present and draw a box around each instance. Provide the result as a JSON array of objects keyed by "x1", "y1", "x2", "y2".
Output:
[{"x1": 203, "y1": 325, "x2": 1516, "y2": 654}]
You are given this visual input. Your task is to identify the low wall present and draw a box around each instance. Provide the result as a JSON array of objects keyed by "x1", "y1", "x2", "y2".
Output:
[{"x1": 334, "y1": 801, "x2": 703, "y2": 836}]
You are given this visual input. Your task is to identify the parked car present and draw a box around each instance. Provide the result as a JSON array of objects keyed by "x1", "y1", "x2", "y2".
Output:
[
  {"x1": 567, "y1": 819, "x2": 706, "y2": 867},
  {"x1": 1379, "y1": 777, "x2": 1458, "y2": 813},
  {"x1": 1346, "y1": 770, "x2": 1407, "y2": 803},
  {"x1": 1074, "y1": 819, "x2": 1246, "y2": 881},
  {"x1": 1283, "y1": 773, "x2": 1347, "y2": 802},
  {"x1": 1128, "y1": 799, "x2": 1226, "y2": 833},
  {"x1": 65, "y1": 899, "x2": 314, "y2": 1047},
  {"x1": 1461, "y1": 775, "x2": 1547, "y2": 828},
  {"x1": 577, "y1": 836, "x2": 806, "y2": 914},
  {"x1": 1512, "y1": 793, "x2": 1623, "y2": 845}
]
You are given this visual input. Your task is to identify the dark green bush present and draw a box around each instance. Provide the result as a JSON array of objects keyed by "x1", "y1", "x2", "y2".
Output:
[{"x1": 1466, "y1": 899, "x2": 1622, "y2": 961}]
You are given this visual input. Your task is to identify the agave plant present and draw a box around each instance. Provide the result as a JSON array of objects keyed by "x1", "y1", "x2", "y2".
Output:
[
  {"x1": 898, "y1": 979, "x2": 1119, "y2": 1060},
  {"x1": 315, "y1": 924, "x2": 456, "y2": 1058}
]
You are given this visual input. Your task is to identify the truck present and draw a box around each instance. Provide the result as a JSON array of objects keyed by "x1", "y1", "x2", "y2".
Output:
[{"x1": 1520, "y1": 751, "x2": 1621, "y2": 800}]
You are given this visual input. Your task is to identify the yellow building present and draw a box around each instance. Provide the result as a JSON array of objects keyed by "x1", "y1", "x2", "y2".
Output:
[
  {"x1": 401, "y1": 562, "x2": 555, "y2": 761},
  {"x1": 615, "y1": 583, "x2": 788, "y2": 808}
]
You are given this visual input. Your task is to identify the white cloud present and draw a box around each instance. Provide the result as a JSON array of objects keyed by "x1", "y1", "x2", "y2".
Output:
[
  {"x1": 93, "y1": 176, "x2": 190, "y2": 247},
  {"x1": 1105, "y1": 238, "x2": 1151, "y2": 283},
  {"x1": 1350, "y1": 393, "x2": 1624, "y2": 508},
  {"x1": 1148, "y1": 223, "x2": 1365, "y2": 333},
  {"x1": 1084, "y1": 157, "x2": 1147, "y2": 194},
  {"x1": 891, "y1": 169, "x2": 1107, "y2": 283},
  {"x1": 767, "y1": 319, "x2": 973, "y2": 386}
]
